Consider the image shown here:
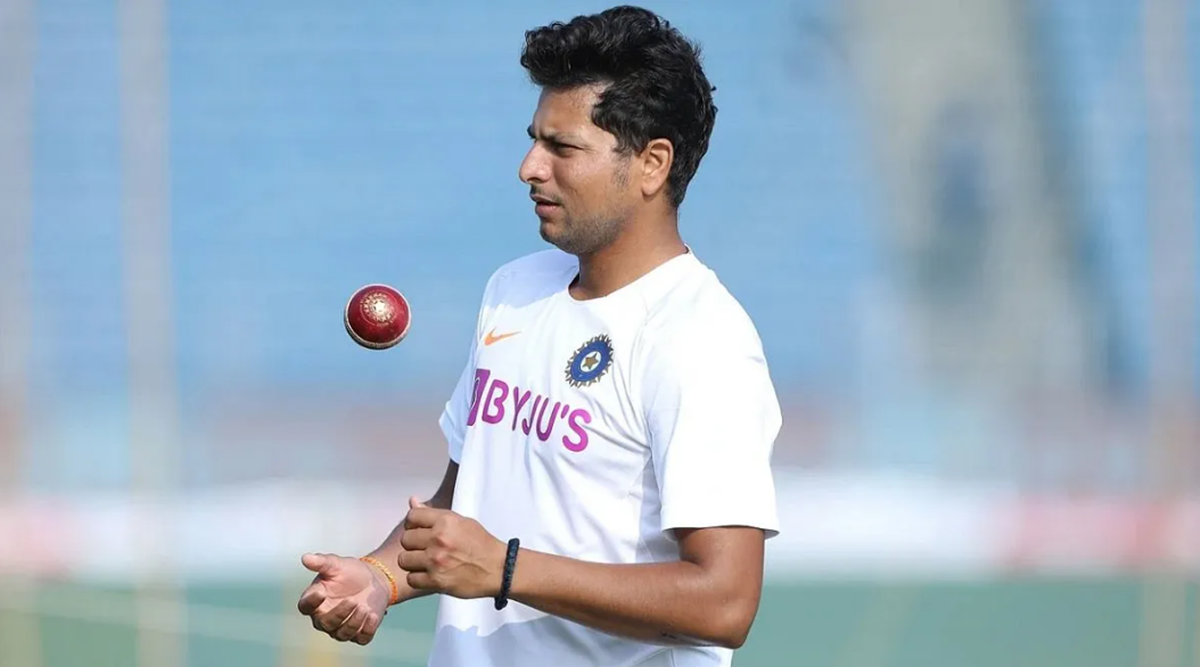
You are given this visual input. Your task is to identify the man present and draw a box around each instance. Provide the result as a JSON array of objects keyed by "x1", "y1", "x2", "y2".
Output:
[{"x1": 297, "y1": 6, "x2": 781, "y2": 666}]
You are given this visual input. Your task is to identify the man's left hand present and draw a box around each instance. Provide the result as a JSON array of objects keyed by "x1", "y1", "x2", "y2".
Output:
[{"x1": 396, "y1": 496, "x2": 507, "y2": 600}]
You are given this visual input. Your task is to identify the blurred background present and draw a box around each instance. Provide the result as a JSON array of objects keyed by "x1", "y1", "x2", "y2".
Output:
[{"x1": 0, "y1": 0, "x2": 1197, "y2": 665}]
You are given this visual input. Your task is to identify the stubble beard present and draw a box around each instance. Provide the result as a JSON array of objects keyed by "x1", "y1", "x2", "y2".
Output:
[
  {"x1": 542, "y1": 159, "x2": 632, "y2": 256},
  {"x1": 542, "y1": 210, "x2": 627, "y2": 256}
]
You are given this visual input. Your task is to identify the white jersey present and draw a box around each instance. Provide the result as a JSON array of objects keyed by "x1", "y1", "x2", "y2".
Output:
[{"x1": 428, "y1": 248, "x2": 781, "y2": 667}]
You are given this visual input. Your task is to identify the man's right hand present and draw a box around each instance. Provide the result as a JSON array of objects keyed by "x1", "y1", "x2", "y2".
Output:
[{"x1": 297, "y1": 553, "x2": 391, "y2": 645}]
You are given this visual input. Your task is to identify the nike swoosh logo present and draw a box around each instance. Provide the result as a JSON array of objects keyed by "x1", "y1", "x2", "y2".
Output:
[{"x1": 483, "y1": 328, "x2": 520, "y2": 346}]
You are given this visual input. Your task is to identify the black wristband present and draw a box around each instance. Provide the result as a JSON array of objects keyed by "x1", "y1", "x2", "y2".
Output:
[{"x1": 494, "y1": 537, "x2": 520, "y2": 610}]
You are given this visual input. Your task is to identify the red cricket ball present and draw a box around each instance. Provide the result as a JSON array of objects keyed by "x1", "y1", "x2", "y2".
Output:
[{"x1": 344, "y1": 284, "x2": 411, "y2": 350}]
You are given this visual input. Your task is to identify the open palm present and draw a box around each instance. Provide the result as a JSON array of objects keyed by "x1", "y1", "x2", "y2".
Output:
[{"x1": 297, "y1": 553, "x2": 389, "y2": 645}]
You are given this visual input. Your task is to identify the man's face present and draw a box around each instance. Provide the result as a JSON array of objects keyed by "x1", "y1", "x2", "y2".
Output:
[{"x1": 518, "y1": 85, "x2": 637, "y2": 255}]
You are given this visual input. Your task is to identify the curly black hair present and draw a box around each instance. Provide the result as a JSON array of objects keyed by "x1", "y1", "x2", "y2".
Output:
[{"x1": 519, "y1": 5, "x2": 717, "y2": 209}]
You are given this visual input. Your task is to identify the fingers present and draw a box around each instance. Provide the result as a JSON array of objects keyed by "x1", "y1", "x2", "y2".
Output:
[
  {"x1": 310, "y1": 598, "x2": 357, "y2": 635},
  {"x1": 399, "y1": 527, "x2": 434, "y2": 551},
  {"x1": 299, "y1": 552, "x2": 388, "y2": 646},
  {"x1": 406, "y1": 571, "x2": 436, "y2": 592},
  {"x1": 296, "y1": 582, "x2": 327, "y2": 616},
  {"x1": 301, "y1": 552, "x2": 339, "y2": 578},
  {"x1": 409, "y1": 495, "x2": 426, "y2": 510},
  {"x1": 353, "y1": 611, "x2": 383, "y2": 645},
  {"x1": 403, "y1": 507, "x2": 443, "y2": 530},
  {"x1": 397, "y1": 549, "x2": 430, "y2": 573},
  {"x1": 313, "y1": 599, "x2": 381, "y2": 645},
  {"x1": 299, "y1": 588, "x2": 384, "y2": 645},
  {"x1": 332, "y1": 605, "x2": 367, "y2": 642}
]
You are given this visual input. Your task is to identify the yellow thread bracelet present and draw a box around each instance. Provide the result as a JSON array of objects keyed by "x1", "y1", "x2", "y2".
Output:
[{"x1": 360, "y1": 556, "x2": 399, "y2": 605}]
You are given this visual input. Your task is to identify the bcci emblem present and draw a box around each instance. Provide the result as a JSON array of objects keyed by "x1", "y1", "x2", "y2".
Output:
[{"x1": 565, "y1": 334, "x2": 614, "y2": 388}]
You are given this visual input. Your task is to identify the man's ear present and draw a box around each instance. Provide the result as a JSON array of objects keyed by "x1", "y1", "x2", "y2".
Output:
[{"x1": 639, "y1": 138, "x2": 674, "y2": 198}]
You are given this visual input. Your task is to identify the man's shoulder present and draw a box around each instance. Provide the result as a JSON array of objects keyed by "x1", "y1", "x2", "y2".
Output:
[
  {"x1": 491, "y1": 248, "x2": 577, "y2": 281},
  {"x1": 644, "y1": 259, "x2": 762, "y2": 348},
  {"x1": 635, "y1": 258, "x2": 778, "y2": 405},
  {"x1": 479, "y1": 248, "x2": 577, "y2": 305},
  {"x1": 638, "y1": 257, "x2": 768, "y2": 367}
]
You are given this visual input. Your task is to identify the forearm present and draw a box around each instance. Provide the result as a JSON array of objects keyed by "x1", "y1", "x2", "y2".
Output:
[
  {"x1": 366, "y1": 463, "x2": 457, "y2": 604},
  {"x1": 508, "y1": 549, "x2": 755, "y2": 648},
  {"x1": 364, "y1": 517, "x2": 437, "y2": 604}
]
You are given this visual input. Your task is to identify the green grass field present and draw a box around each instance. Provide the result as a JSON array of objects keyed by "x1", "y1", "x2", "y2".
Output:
[{"x1": 1, "y1": 577, "x2": 1197, "y2": 667}]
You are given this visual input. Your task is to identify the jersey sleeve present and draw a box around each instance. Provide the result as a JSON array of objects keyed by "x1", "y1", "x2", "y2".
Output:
[
  {"x1": 438, "y1": 334, "x2": 480, "y2": 464},
  {"x1": 641, "y1": 317, "x2": 782, "y2": 539},
  {"x1": 438, "y1": 271, "x2": 499, "y2": 463}
]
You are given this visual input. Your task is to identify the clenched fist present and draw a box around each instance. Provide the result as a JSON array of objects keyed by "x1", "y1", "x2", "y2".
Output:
[
  {"x1": 296, "y1": 553, "x2": 390, "y2": 645},
  {"x1": 398, "y1": 497, "x2": 508, "y2": 600}
]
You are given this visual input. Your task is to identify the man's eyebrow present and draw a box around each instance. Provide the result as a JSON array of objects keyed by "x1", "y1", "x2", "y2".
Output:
[{"x1": 527, "y1": 125, "x2": 584, "y2": 144}]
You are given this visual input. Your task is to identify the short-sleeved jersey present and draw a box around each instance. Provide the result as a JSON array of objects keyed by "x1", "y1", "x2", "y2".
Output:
[{"x1": 427, "y1": 248, "x2": 781, "y2": 667}]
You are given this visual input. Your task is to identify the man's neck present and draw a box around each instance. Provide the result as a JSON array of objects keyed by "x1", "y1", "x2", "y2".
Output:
[{"x1": 569, "y1": 220, "x2": 687, "y2": 301}]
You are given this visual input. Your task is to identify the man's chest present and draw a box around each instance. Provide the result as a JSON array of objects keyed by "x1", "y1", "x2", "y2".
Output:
[{"x1": 463, "y1": 298, "x2": 648, "y2": 462}]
